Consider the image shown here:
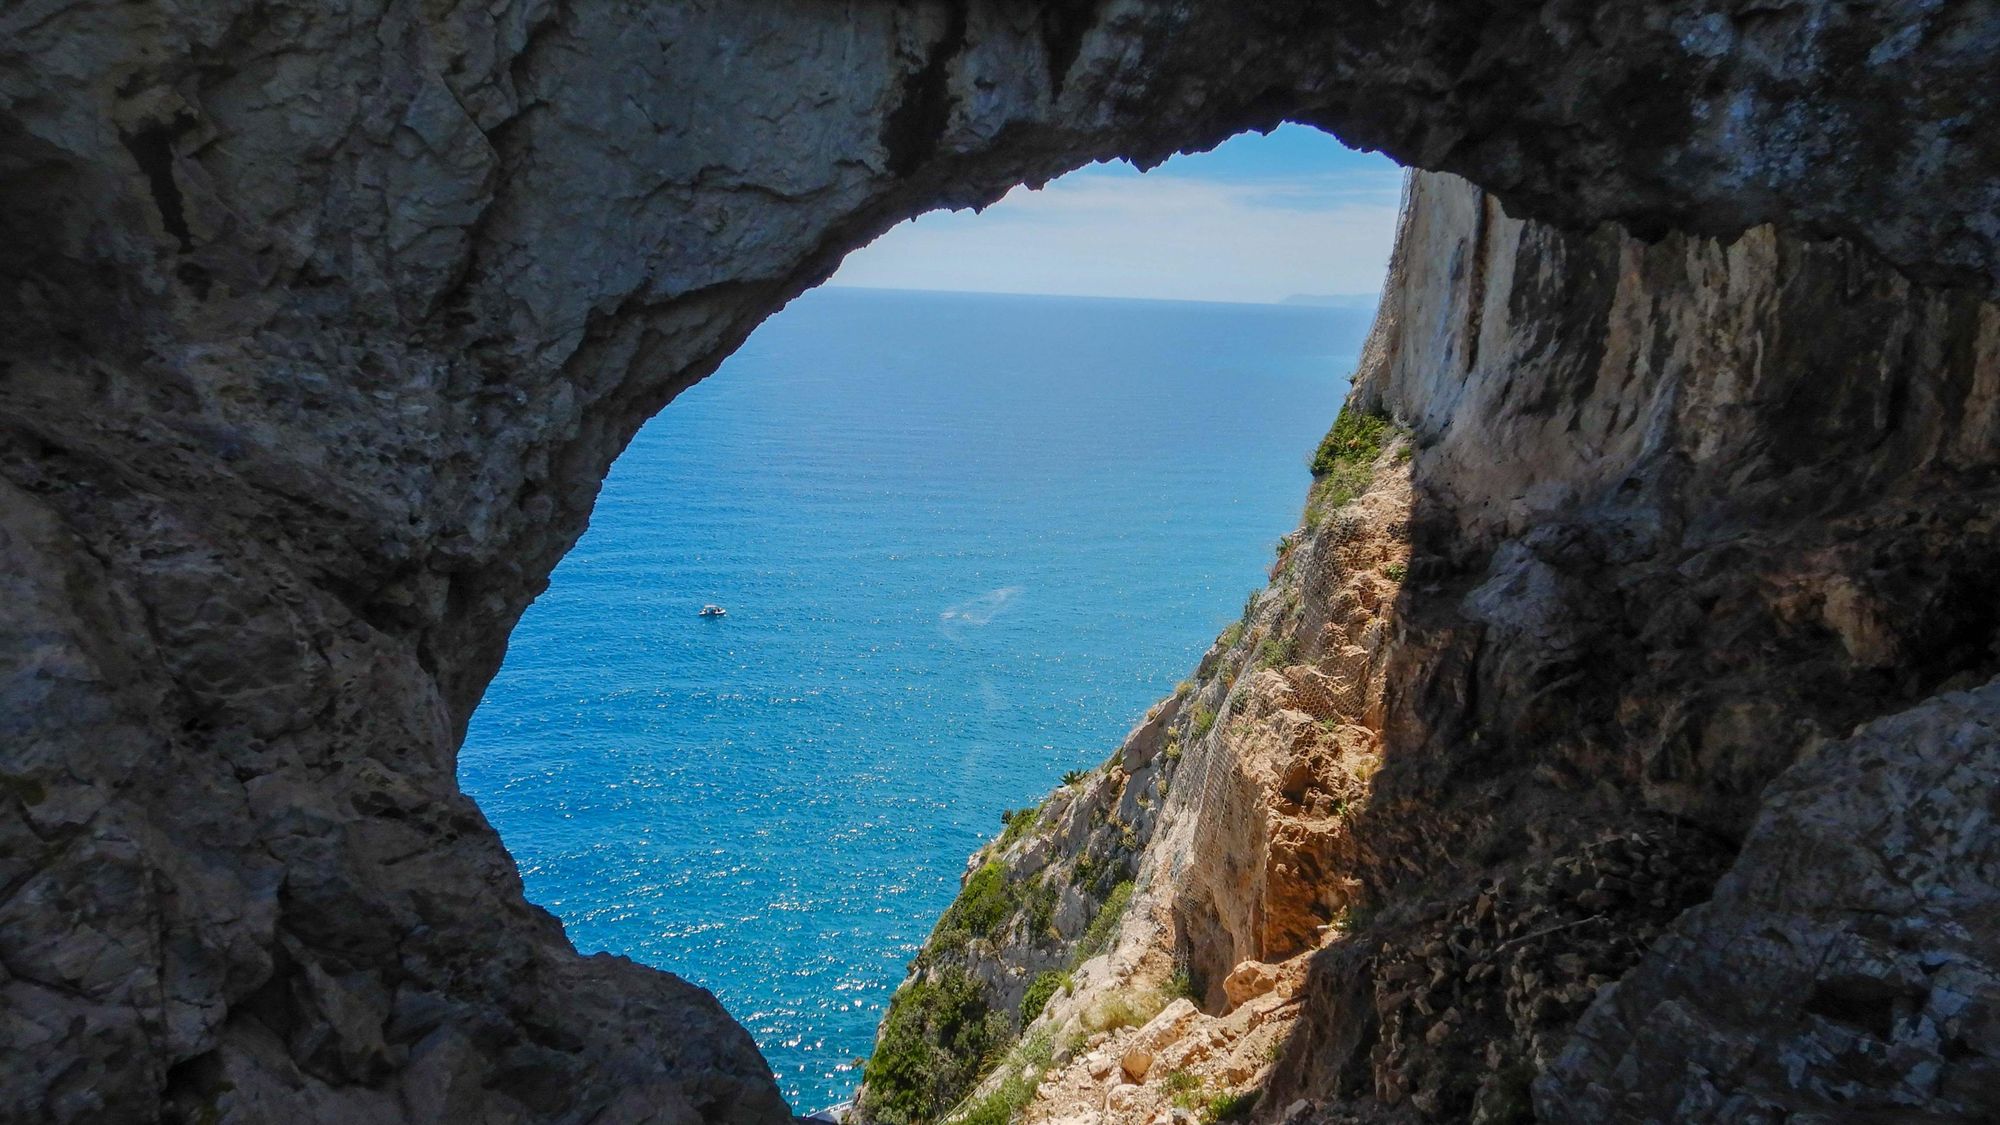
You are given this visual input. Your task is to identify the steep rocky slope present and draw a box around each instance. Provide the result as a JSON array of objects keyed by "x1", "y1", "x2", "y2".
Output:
[
  {"x1": 861, "y1": 168, "x2": 2000, "y2": 1124},
  {"x1": 852, "y1": 421, "x2": 1427, "y2": 1124},
  {"x1": 4, "y1": 2, "x2": 2000, "y2": 1122}
]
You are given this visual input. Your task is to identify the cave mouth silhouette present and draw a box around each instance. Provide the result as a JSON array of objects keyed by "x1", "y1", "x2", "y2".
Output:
[
  {"x1": 456, "y1": 125, "x2": 1402, "y2": 1106},
  {"x1": 11, "y1": 6, "x2": 1993, "y2": 1120}
]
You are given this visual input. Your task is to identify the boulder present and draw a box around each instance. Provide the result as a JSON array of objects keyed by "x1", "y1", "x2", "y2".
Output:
[
  {"x1": 1223, "y1": 960, "x2": 1281, "y2": 1011},
  {"x1": 1120, "y1": 1047, "x2": 1154, "y2": 1083}
]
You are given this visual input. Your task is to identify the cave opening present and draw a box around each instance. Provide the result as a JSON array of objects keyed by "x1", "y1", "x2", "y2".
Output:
[
  {"x1": 457, "y1": 125, "x2": 1399, "y2": 1108},
  {"x1": 12, "y1": 5, "x2": 2000, "y2": 1122}
]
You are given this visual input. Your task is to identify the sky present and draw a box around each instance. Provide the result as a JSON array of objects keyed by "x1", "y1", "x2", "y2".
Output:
[{"x1": 828, "y1": 124, "x2": 1404, "y2": 305}]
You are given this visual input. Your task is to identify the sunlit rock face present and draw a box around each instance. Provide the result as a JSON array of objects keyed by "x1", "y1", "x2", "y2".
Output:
[
  {"x1": 1, "y1": 1, "x2": 1996, "y2": 1121},
  {"x1": 1265, "y1": 170, "x2": 2000, "y2": 1122},
  {"x1": 889, "y1": 167, "x2": 1998, "y2": 1124}
]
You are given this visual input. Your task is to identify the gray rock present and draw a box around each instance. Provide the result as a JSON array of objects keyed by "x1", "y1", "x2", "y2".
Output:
[
  {"x1": 1121, "y1": 696, "x2": 1183, "y2": 773},
  {"x1": 1539, "y1": 682, "x2": 2000, "y2": 1122},
  {"x1": 2, "y1": 1, "x2": 1999, "y2": 1122}
]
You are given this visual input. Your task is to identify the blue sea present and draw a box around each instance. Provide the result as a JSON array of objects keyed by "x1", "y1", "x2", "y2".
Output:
[{"x1": 460, "y1": 287, "x2": 1370, "y2": 1109}]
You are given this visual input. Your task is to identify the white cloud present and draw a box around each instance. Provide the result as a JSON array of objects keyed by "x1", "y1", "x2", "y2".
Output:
[{"x1": 828, "y1": 165, "x2": 1403, "y2": 304}]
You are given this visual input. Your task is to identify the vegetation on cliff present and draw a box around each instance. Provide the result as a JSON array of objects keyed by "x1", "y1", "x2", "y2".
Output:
[
  {"x1": 856, "y1": 406, "x2": 1412, "y2": 1125},
  {"x1": 1306, "y1": 405, "x2": 1404, "y2": 527},
  {"x1": 858, "y1": 790, "x2": 1151, "y2": 1122},
  {"x1": 953, "y1": 1032, "x2": 1056, "y2": 1125},
  {"x1": 1019, "y1": 970, "x2": 1070, "y2": 1025},
  {"x1": 1070, "y1": 879, "x2": 1134, "y2": 966},
  {"x1": 928, "y1": 861, "x2": 1014, "y2": 957},
  {"x1": 858, "y1": 416, "x2": 1419, "y2": 1123},
  {"x1": 1308, "y1": 404, "x2": 1391, "y2": 476},
  {"x1": 859, "y1": 969, "x2": 1005, "y2": 1125},
  {"x1": 856, "y1": 671, "x2": 1220, "y2": 1123}
]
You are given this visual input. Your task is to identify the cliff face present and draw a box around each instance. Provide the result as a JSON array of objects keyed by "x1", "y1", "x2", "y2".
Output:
[
  {"x1": 4, "y1": 2, "x2": 2000, "y2": 1123},
  {"x1": 888, "y1": 170, "x2": 2000, "y2": 1123},
  {"x1": 1306, "y1": 168, "x2": 2000, "y2": 1121},
  {"x1": 1362, "y1": 175, "x2": 2000, "y2": 1121}
]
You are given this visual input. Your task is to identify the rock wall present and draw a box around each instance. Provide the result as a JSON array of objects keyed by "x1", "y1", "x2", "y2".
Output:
[
  {"x1": 4, "y1": 1, "x2": 2000, "y2": 1122},
  {"x1": 928, "y1": 169, "x2": 1999, "y2": 1123},
  {"x1": 1291, "y1": 167, "x2": 2000, "y2": 1121}
]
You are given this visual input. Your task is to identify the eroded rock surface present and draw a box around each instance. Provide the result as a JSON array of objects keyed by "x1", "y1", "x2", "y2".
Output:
[
  {"x1": 1543, "y1": 682, "x2": 2000, "y2": 1121},
  {"x1": 878, "y1": 165, "x2": 2000, "y2": 1125},
  {"x1": 1281, "y1": 169, "x2": 2000, "y2": 1120},
  {"x1": 4, "y1": 1, "x2": 2000, "y2": 1122}
]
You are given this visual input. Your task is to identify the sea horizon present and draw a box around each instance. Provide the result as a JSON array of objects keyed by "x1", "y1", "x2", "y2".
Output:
[{"x1": 821, "y1": 282, "x2": 1383, "y2": 311}]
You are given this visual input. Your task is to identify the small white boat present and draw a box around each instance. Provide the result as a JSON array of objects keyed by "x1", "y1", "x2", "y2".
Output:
[{"x1": 699, "y1": 604, "x2": 727, "y2": 617}]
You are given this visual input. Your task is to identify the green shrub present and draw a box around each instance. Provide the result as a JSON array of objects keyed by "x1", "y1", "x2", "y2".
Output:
[
  {"x1": 1070, "y1": 880, "x2": 1135, "y2": 968},
  {"x1": 1306, "y1": 405, "x2": 1404, "y2": 516},
  {"x1": 1060, "y1": 768, "x2": 1089, "y2": 787},
  {"x1": 1310, "y1": 405, "x2": 1391, "y2": 477},
  {"x1": 1081, "y1": 986, "x2": 1167, "y2": 1034},
  {"x1": 1384, "y1": 561, "x2": 1407, "y2": 582},
  {"x1": 1190, "y1": 706, "x2": 1217, "y2": 738},
  {"x1": 955, "y1": 1092, "x2": 1011, "y2": 1125},
  {"x1": 1165, "y1": 1070, "x2": 1202, "y2": 1100},
  {"x1": 1202, "y1": 1091, "x2": 1258, "y2": 1124},
  {"x1": 1020, "y1": 970, "x2": 1071, "y2": 1026},
  {"x1": 1165, "y1": 960, "x2": 1199, "y2": 1002},
  {"x1": 861, "y1": 969, "x2": 1008, "y2": 1125},
  {"x1": 1315, "y1": 461, "x2": 1375, "y2": 512},
  {"x1": 1256, "y1": 635, "x2": 1297, "y2": 670},
  {"x1": 948, "y1": 1032, "x2": 1053, "y2": 1125},
  {"x1": 1023, "y1": 877, "x2": 1059, "y2": 943},
  {"x1": 1218, "y1": 622, "x2": 1245, "y2": 650},
  {"x1": 936, "y1": 861, "x2": 1014, "y2": 948},
  {"x1": 1071, "y1": 855, "x2": 1099, "y2": 890},
  {"x1": 997, "y1": 806, "x2": 1040, "y2": 850}
]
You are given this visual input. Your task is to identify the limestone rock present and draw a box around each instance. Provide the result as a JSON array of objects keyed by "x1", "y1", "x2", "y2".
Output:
[
  {"x1": 1064, "y1": 164, "x2": 2000, "y2": 1124},
  {"x1": 1119, "y1": 1047, "x2": 1153, "y2": 1084},
  {"x1": 1135, "y1": 999, "x2": 1202, "y2": 1055},
  {"x1": 1121, "y1": 696, "x2": 1183, "y2": 772},
  {"x1": 1223, "y1": 961, "x2": 1281, "y2": 1011},
  {"x1": 4, "y1": 0, "x2": 2000, "y2": 1121},
  {"x1": 1538, "y1": 682, "x2": 2000, "y2": 1122}
]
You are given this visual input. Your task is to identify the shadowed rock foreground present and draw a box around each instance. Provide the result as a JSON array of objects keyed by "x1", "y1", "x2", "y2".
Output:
[{"x1": 3, "y1": 2, "x2": 1998, "y2": 1122}]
